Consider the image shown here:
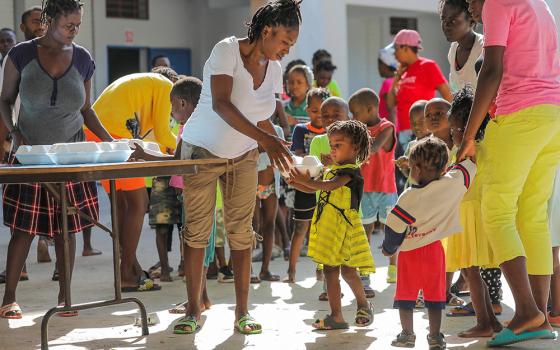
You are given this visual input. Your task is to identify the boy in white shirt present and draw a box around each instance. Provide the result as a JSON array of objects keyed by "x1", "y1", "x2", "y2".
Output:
[{"x1": 382, "y1": 137, "x2": 476, "y2": 349}]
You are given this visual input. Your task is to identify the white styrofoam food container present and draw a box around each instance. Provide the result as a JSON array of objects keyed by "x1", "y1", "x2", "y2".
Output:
[
  {"x1": 15, "y1": 145, "x2": 55, "y2": 165},
  {"x1": 281, "y1": 155, "x2": 323, "y2": 178}
]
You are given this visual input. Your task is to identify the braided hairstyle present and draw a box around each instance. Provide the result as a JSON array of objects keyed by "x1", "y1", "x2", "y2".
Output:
[
  {"x1": 306, "y1": 87, "x2": 330, "y2": 106},
  {"x1": 247, "y1": 0, "x2": 302, "y2": 43},
  {"x1": 409, "y1": 137, "x2": 449, "y2": 174},
  {"x1": 448, "y1": 86, "x2": 490, "y2": 141},
  {"x1": 41, "y1": 0, "x2": 83, "y2": 23},
  {"x1": 151, "y1": 66, "x2": 179, "y2": 82},
  {"x1": 327, "y1": 120, "x2": 371, "y2": 164},
  {"x1": 438, "y1": 0, "x2": 474, "y2": 23}
]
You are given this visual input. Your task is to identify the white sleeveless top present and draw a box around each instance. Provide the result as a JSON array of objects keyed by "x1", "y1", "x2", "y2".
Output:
[{"x1": 447, "y1": 33, "x2": 484, "y2": 93}]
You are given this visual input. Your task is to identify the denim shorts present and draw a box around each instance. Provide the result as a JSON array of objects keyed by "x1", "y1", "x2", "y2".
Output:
[{"x1": 360, "y1": 192, "x2": 398, "y2": 225}]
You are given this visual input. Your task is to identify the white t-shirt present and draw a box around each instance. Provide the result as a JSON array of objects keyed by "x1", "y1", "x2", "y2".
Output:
[
  {"x1": 386, "y1": 159, "x2": 477, "y2": 252},
  {"x1": 0, "y1": 60, "x2": 20, "y2": 125},
  {"x1": 447, "y1": 32, "x2": 484, "y2": 93},
  {"x1": 182, "y1": 36, "x2": 283, "y2": 158}
]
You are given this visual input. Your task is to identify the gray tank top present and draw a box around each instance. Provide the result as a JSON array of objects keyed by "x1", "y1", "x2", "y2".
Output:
[{"x1": 7, "y1": 39, "x2": 95, "y2": 145}]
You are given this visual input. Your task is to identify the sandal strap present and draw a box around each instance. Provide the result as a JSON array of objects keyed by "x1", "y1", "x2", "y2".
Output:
[
  {"x1": 175, "y1": 316, "x2": 198, "y2": 330},
  {"x1": 238, "y1": 314, "x2": 261, "y2": 329}
]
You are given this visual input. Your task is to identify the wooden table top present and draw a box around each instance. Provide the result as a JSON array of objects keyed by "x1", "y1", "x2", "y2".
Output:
[{"x1": 0, "y1": 159, "x2": 227, "y2": 184}]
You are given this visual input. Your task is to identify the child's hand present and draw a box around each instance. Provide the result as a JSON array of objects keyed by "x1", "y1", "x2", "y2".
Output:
[
  {"x1": 320, "y1": 153, "x2": 333, "y2": 166},
  {"x1": 129, "y1": 141, "x2": 149, "y2": 161},
  {"x1": 394, "y1": 156, "x2": 409, "y2": 170},
  {"x1": 289, "y1": 167, "x2": 311, "y2": 185}
]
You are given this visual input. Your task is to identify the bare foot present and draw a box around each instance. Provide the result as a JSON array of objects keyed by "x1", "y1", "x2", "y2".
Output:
[
  {"x1": 37, "y1": 239, "x2": 51, "y2": 263},
  {"x1": 82, "y1": 248, "x2": 102, "y2": 257},
  {"x1": 508, "y1": 311, "x2": 547, "y2": 334},
  {"x1": 493, "y1": 320, "x2": 504, "y2": 333},
  {"x1": 283, "y1": 273, "x2": 295, "y2": 283},
  {"x1": 458, "y1": 324, "x2": 495, "y2": 338},
  {"x1": 169, "y1": 301, "x2": 207, "y2": 314},
  {"x1": 160, "y1": 273, "x2": 173, "y2": 282}
]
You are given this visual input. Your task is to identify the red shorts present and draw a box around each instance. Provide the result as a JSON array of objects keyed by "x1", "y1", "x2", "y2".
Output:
[
  {"x1": 84, "y1": 129, "x2": 146, "y2": 193},
  {"x1": 394, "y1": 240, "x2": 446, "y2": 310}
]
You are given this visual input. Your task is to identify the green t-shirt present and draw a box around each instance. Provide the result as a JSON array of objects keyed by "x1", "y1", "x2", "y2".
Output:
[{"x1": 309, "y1": 134, "x2": 331, "y2": 159}]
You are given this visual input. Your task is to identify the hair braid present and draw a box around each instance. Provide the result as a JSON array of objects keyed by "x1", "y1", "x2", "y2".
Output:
[
  {"x1": 327, "y1": 120, "x2": 371, "y2": 165},
  {"x1": 247, "y1": 0, "x2": 302, "y2": 43},
  {"x1": 41, "y1": 0, "x2": 83, "y2": 23},
  {"x1": 409, "y1": 137, "x2": 449, "y2": 173}
]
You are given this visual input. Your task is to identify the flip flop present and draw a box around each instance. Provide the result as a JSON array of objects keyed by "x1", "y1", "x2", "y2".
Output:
[
  {"x1": 447, "y1": 304, "x2": 475, "y2": 317},
  {"x1": 355, "y1": 303, "x2": 374, "y2": 327},
  {"x1": 487, "y1": 328, "x2": 557, "y2": 347},
  {"x1": 121, "y1": 277, "x2": 161, "y2": 293},
  {"x1": 0, "y1": 302, "x2": 22, "y2": 319},
  {"x1": 364, "y1": 285, "x2": 376, "y2": 298},
  {"x1": 235, "y1": 314, "x2": 262, "y2": 335},
  {"x1": 173, "y1": 315, "x2": 200, "y2": 334},
  {"x1": 313, "y1": 314, "x2": 349, "y2": 330},
  {"x1": 259, "y1": 272, "x2": 280, "y2": 282},
  {"x1": 56, "y1": 304, "x2": 78, "y2": 317}
]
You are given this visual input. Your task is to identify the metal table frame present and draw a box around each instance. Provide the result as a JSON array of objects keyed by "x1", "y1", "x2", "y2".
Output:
[{"x1": 0, "y1": 160, "x2": 226, "y2": 349}]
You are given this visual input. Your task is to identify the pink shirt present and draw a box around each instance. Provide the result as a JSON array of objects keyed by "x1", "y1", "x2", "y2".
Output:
[
  {"x1": 361, "y1": 119, "x2": 397, "y2": 193},
  {"x1": 169, "y1": 124, "x2": 185, "y2": 189},
  {"x1": 482, "y1": 0, "x2": 560, "y2": 116},
  {"x1": 378, "y1": 78, "x2": 394, "y2": 120}
]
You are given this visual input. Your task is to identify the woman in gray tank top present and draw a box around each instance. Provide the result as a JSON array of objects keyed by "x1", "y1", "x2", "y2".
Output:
[{"x1": 0, "y1": 0, "x2": 112, "y2": 319}]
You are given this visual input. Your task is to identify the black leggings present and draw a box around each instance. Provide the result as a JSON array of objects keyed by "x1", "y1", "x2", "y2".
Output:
[{"x1": 481, "y1": 268, "x2": 502, "y2": 304}]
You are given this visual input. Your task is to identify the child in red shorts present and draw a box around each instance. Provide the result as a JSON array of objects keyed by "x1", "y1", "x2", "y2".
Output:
[{"x1": 382, "y1": 137, "x2": 476, "y2": 349}]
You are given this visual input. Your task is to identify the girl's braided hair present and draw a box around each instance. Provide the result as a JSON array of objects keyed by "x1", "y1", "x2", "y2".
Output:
[
  {"x1": 247, "y1": 0, "x2": 302, "y2": 43},
  {"x1": 409, "y1": 137, "x2": 449, "y2": 173},
  {"x1": 327, "y1": 120, "x2": 371, "y2": 164},
  {"x1": 41, "y1": 0, "x2": 83, "y2": 23},
  {"x1": 449, "y1": 86, "x2": 490, "y2": 141}
]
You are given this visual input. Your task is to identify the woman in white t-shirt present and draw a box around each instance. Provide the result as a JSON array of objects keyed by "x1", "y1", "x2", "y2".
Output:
[
  {"x1": 441, "y1": 0, "x2": 483, "y2": 92},
  {"x1": 175, "y1": 0, "x2": 301, "y2": 335}
]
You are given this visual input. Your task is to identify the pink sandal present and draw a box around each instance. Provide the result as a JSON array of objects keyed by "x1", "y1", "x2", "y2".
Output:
[
  {"x1": 0, "y1": 302, "x2": 22, "y2": 319},
  {"x1": 57, "y1": 304, "x2": 78, "y2": 317}
]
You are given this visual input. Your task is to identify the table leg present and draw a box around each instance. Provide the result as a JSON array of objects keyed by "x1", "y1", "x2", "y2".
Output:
[
  {"x1": 109, "y1": 180, "x2": 149, "y2": 336},
  {"x1": 40, "y1": 181, "x2": 149, "y2": 350}
]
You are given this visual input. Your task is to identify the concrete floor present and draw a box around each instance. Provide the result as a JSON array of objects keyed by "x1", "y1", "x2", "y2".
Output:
[{"x1": 0, "y1": 188, "x2": 559, "y2": 349}]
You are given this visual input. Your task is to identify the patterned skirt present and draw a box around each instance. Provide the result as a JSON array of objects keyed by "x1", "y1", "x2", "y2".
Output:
[{"x1": 3, "y1": 180, "x2": 99, "y2": 237}]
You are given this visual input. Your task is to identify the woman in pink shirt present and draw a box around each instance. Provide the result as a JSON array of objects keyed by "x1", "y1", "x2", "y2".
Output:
[{"x1": 458, "y1": 0, "x2": 560, "y2": 346}]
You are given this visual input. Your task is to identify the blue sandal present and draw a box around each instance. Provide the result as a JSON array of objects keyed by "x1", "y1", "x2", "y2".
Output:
[{"x1": 487, "y1": 328, "x2": 556, "y2": 347}]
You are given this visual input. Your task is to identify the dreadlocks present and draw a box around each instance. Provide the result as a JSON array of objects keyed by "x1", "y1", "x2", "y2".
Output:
[
  {"x1": 41, "y1": 0, "x2": 83, "y2": 23},
  {"x1": 409, "y1": 137, "x2": 449, "y2": 173},
  {"x1": 327, "y1": 120, "x2": 372, "y2": 165},
  {"x1": 247, "y1": 0, "x2": 302, "y2": 43}
]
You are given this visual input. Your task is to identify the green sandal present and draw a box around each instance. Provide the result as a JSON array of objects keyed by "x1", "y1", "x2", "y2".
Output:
[
  {"x1": 235, "y1": 314, "x2": 262, "y2": 335},
  {"x1": 355, "y1": 302, "x2": 374, "y2": 327},
  {"x1": 173, "y1": 315, "x2": 200, "y2": 334}
]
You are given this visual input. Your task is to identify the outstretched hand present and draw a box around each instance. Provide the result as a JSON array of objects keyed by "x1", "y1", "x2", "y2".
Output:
[
  {"x1": 261, "y1": 134, "x2": 293, "y2": 174},
  {"x1": 128, "y1": 141, "x2": 148, "y2": 162},
  {"x1": 288, "y1": 167, "x2": 311, "y2": 186}
]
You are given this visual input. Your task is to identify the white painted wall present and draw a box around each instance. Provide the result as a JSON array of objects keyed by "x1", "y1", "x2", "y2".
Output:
[{"x1": 0, "y1": 0, "x2": 14, "y2": 31}]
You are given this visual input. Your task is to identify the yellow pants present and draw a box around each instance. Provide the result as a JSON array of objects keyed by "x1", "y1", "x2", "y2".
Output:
[{"x1": 480, "y1": 104, "x2": 560, "y2": 275}]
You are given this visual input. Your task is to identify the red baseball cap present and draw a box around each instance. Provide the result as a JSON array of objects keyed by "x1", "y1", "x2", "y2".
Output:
[{"x1": 394, "y1": 29, "x2": 423, "y2": 49}]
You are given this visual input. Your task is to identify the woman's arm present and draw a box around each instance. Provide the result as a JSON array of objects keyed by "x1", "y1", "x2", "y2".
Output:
[
  {"x1": 273, "y1": 99, "x2": 290, "y2": 137},
  {"x1": 457, "y1": 46, "x2": 504, "y2": 162},
  {"x1": 211, "y1": 74, "x2": 292, "y2": 170},
  {"x1": 81, "y1": 80, "x2": 113, "y2": 142},
  {"x1": 0, "y1": 59, "x2": 24, "y2": 150},
  {"x1": 386, "y1": 64, "x2": 405, "y2": 110}
]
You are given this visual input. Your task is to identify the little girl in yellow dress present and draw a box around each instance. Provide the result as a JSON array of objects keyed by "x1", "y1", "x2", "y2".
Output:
[{"x1": 288, "y1": 120, "x2": 375, "y2": 330}]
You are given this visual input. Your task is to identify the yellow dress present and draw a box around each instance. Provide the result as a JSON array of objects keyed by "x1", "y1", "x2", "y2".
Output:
[
  {"x1": 445, "y1": 143, "x2": 497, "y2": 271},
  {"x1": 308, "y1": 164, "x2": 375, "y2": 273}
]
